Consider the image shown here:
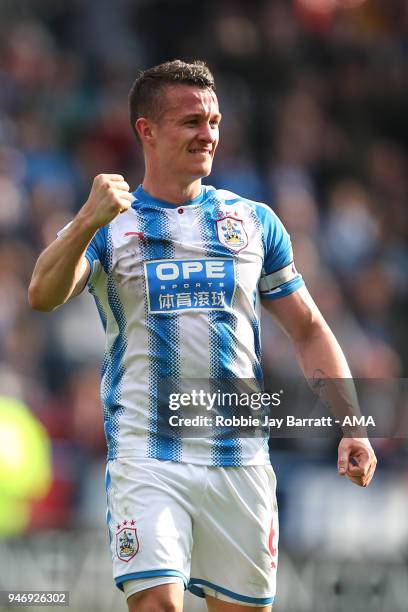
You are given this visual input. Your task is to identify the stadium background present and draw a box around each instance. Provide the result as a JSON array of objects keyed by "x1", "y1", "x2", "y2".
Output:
[{"x1": 0, "y1": 0, "x2": 407, "y2": 610}]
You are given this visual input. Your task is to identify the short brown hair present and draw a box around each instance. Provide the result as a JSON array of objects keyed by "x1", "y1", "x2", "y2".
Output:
[{"x1": 128, "y1": 59, "x2": 215, "y2": 140}]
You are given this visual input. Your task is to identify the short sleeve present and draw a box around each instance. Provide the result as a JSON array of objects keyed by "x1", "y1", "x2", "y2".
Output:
[
  {"x1": 256, "y1": 204, "x2": 304, "y2": 300},
  {"x1": 85, "y1": 226, "x2": 109, "y2": 287},
  {"x1": 56, "y1": 220, "x2": 109, "y2": 290}
]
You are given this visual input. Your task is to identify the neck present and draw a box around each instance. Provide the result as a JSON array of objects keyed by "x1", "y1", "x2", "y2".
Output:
[
  {"x1": 142, "y1": 172, "x2": 202, "y2": 205},
  {"x1": 141, "y1": 178, "x2": 202, "y2": 205}
]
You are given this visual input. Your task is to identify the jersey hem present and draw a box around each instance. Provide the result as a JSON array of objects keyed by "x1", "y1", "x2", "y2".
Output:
[
  {"x1": 115, "y1": 569, "x2": 188, "y2": 591},
  {"x1": 188, "y1": 579, "x2": 274, "y2": 605},
  {"x1": 107, "y1": 449, "x2": 271, "y2": 466}
]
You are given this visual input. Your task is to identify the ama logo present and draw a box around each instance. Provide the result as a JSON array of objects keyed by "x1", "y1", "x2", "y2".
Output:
[{"x1": 144, "y1": 258, "x2": 236, "y2": 313}]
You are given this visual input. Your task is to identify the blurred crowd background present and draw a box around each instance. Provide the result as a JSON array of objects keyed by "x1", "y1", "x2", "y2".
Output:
[{"x1": 0, "y1": 0, "x2": 407, "y2": 610}]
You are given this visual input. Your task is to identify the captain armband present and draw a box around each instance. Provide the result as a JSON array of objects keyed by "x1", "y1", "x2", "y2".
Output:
[{"x1": 259, "y1": 262, "x2": 301, "y2": 296}]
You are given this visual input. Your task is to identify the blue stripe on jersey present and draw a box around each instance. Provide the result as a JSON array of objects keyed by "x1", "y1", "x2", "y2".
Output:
[
  {"x1": 101, "y1": 230, "x2": 127, "y2": 459},
  {"x1": 92, "y1": 292, "x2": 107, "y2": 331},
  {"x1": 139, "y1": 209, "x2": 181, "y2": 462},
  {"x1": 86, "y1": 225, "x2": 110, "y2": 273},
  {"x1": 250, "y1": 315, "x2": 263, "y2": 382},
  {"x1": 248, "y1": 208, "x2": 265, "y2": 382},
  {"x1": 105, "y1": 464, "x2": 113, "y2": 545},
  {"x1": 197, "y1": 196, "x2": 242, "y2": 466}
]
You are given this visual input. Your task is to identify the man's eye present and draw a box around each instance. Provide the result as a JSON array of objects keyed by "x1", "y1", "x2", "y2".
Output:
[{"x1": 186, "y1": 120, "x2": 198, "y2": 126}]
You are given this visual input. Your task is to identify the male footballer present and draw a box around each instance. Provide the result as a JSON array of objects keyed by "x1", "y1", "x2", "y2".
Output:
[{"x1": 29, "y1": 60, "x2": 377, "y2": 611}]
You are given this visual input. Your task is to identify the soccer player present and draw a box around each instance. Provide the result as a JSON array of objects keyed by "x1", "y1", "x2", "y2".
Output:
[{"x1": 29, "y1": 60, "x2": 377, "y2": 612}]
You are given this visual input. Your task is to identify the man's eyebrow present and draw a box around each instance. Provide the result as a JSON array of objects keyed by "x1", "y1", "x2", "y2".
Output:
[{"x1": 181, "y1": 112, "x2": 222, "y2": 120}]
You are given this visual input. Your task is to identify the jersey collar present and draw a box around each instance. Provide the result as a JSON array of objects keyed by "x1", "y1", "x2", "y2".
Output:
[{"x1": 133, "y1": 185, "x2": 212, "y2": 209}]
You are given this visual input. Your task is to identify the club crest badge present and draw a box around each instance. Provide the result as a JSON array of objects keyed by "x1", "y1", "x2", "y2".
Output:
[
  {"x1": 216, "y1": 216, "x2": 248, "y2": 252},
  {"x1": 116, "y1": 521, "x2": 139, "y2": 562}
]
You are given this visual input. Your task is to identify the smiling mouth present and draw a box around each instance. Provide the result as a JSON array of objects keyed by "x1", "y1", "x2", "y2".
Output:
[{"x1": 188, "y1": 149, "x2": 212, "y2": 155}]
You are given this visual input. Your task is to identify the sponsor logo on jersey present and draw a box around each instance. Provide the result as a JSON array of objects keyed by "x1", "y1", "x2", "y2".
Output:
[
  {"x1": 116, "y1": 521, "x2": 139, "y2": 562},
  {"x1": 145, "y1": 258, "x2": 236, "y2": 313},
  {"x1": 216, "y1": 216, "x2": 248, "y2": 252}
]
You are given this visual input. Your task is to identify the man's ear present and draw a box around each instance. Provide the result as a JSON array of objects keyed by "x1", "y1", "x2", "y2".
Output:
[{"x1": 135, "y1": 117, "x2": 156, "y2": 144}]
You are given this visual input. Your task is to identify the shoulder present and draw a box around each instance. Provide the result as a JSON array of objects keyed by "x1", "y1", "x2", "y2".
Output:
[{"x1": 209, "y1": 186, "x2": 280, "y2": 227}]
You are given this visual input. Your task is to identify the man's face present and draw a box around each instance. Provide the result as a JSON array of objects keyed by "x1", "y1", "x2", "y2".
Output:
[{"x1": 150, "y1": 85, "x2": 221, "y2": 182}]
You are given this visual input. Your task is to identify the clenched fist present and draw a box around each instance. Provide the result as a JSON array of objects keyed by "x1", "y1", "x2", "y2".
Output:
[
  {"x1": 79, "y1": 174, "x2": 133, "y2": 231},
  {"x1": 337, "y1": 437, "x2": 377, "y2": 487}
]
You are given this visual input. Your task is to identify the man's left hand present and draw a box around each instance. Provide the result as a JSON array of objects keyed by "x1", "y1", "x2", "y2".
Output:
[{"x1": 337, "y1": 437, "x2": 377, "y2": 487}]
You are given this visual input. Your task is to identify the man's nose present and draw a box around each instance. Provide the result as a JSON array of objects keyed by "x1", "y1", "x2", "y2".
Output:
[{"x1": 198, "y1": 122, "x2": 215, "y2": 142}]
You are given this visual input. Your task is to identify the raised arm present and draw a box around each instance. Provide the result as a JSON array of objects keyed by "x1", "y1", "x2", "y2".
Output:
[
  {"x1": 28, "y1": 174, "x2": 132, "y2": 311},
  {"x1": 263, "y1": 286, "x2": 377, "y2": 487}
]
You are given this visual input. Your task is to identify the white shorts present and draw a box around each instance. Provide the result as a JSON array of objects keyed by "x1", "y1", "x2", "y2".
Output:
[{"x1": 106, "y1": 458, "x2": 278, "y2": 607}]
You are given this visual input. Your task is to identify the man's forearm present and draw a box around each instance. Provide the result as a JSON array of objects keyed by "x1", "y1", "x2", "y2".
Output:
[
  {"x1": 265, "y1": 289, "x2": 376, "y2": 484},
  {"x1": 29, "y1": 174, "x2": 133, "y2": 311},
  {"x1": 28, "y1": 214, "x2": 95, "y2": 311},
  {"x1": 294, "y1": 319, "x2": 364, "y2": 434}
]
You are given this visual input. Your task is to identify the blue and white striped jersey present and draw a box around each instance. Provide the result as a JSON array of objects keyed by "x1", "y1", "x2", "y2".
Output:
[{"x1": 85, "y1": 185, "x2": 304, "y2": 466}]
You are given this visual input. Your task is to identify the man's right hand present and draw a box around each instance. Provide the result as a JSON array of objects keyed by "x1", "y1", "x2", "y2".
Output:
[
  {"x1": 78, "y1": 174, "x2": 133, "y2": 231},
  {"x1": 337, "y1": 436, "x2": 377, "y2": 487},
  {"x1": 29, "y1": 174, "x2": 133, "y2": 311}
]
